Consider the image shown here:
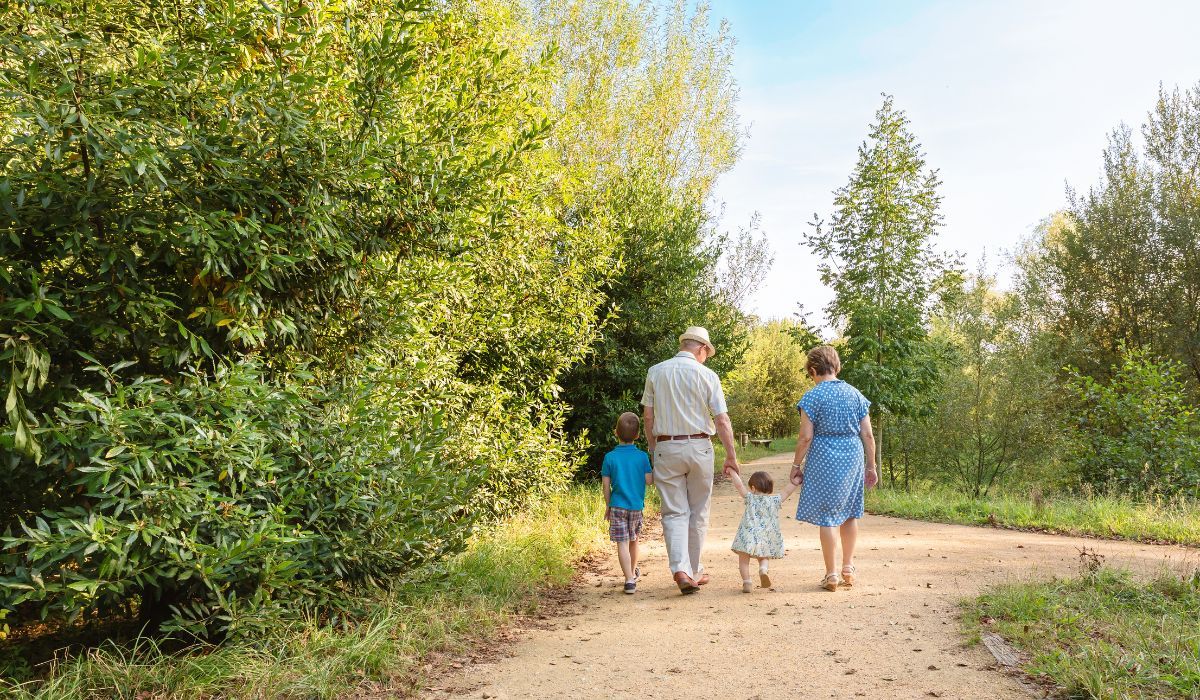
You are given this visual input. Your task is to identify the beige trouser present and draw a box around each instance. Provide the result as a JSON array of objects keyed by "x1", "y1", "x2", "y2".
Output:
[{"x1": 652, "y1": 438, "x2": 714, "y2": 579}]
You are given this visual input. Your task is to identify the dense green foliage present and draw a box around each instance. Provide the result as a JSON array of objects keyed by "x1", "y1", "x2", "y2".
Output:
[
  {"x1": 1018, "y1": 85, "x2": 1200, "y2": 385},
  {"x1": 805, "y1": 95, "x2": 957, "y2": 476},
  {"x1": 0, "y1": 0, "x2": 745, "y2": 640},
  {"x1": 967, "y1": 567, "x2": 1200, "y2": 699},
  {"x1": 1069, "y1": 350, "x2": 1199, "y2": 498},
  {"x1": 725, "y1": 320, "x2": 809, "y2": 438},
  {"x1": 795, "y1": 85, "x2": 1200, "y2": 501},
  {"x1": 1, "y1": 487, "x2": 608, "y2": 697},
  {"x1": 528, "y1": 0, "x2": 766, "y2": 468}
]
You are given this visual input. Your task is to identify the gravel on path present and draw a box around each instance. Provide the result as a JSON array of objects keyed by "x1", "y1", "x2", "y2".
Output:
[{"x1": 428, "y1": 454, "x2": 1198, "y2": 700}]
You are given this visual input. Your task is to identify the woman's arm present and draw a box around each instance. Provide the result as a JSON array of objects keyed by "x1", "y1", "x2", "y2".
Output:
[
  {"x1": 789, "y1": 412, "x2": 815, "y2": 484},
  {"x1": 860, "y1": 415, "x2": 878, "y2": 488},
  {"x1": 728, "y1": 469, "x2": 748, "y2": 498}
]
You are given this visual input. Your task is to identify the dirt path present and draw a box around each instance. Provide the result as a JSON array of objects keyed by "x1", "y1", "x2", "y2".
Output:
[{"x1": 428, "y1": 453, "x2": 1198, "y2": 699}]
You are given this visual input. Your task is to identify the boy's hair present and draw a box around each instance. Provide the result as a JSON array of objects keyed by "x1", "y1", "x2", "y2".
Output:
[
  {"x1": 615, "y1": 412, "x2": 641, "y2": 443},
  {"x1": 748, "y1": 471, "x2": 774, "y2": 494}
]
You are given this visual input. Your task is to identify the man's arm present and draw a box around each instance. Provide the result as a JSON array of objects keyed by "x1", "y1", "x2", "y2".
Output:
[
  {"x1": 644, "y1": 406, "x2": 656, "y2": 453},
  {"x1": 713, "y1": 412, "x2": 739, "y2": 475}
]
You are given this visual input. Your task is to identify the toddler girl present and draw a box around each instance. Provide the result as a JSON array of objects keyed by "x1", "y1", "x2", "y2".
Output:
[{"x1": 730, "y1": 470, "x2": 801, "y2": 592}]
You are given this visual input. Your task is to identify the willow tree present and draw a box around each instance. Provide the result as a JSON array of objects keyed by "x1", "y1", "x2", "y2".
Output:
[{"x1": 805, "y1": 95, "x2": 953, "y2": 482}]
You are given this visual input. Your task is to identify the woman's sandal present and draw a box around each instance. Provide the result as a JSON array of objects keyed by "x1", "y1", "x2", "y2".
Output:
[
  {"x1": 840, "y1": 565, "x2": 856, "y2": 588},
  {"x1": 820, "y1": 573, "x2": 840, "y2": 592}
]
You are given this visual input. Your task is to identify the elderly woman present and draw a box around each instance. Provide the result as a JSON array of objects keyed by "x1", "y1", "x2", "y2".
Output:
[{"x1": 789, "y1": 346, "x2": 878, "y2": 591}]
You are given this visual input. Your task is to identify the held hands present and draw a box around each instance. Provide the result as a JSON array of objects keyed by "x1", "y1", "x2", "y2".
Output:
[
  {"x1": 789, "y1": 464, "x2": 804, "y2": 486},
  {"x1": 865, "y1": 466, "x2": 879, "y2": 489},
  {"x1": 722, "y1": 454, "x2": 740, "y2": 478}
]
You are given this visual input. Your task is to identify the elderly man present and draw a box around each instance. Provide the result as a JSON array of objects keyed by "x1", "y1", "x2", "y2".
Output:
[{"x1": 641, "y1": 326, "x2": 740, "y2": 594}]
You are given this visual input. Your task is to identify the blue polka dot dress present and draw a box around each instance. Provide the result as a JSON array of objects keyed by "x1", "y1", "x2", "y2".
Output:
[{"x1": 794, "y1": 380, "x2": 871, "y2": 527}]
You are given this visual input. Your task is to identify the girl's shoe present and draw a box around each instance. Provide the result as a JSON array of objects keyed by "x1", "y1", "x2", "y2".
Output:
[
  {"x1": 759, "y1": 572, "x2": 772, "y2": 589},
  {"x1": 624, "y1": 581, "x2": 637, "y2": 594},
  {"x1": 742, "y1": 579, "x2": 753, "y2": 593},
  {"x1": 820, "y1": 573, "x2": 840, "y2": 592},
  {"x1": 840, "y1": 565, "x2": 856, "y2": 588}
]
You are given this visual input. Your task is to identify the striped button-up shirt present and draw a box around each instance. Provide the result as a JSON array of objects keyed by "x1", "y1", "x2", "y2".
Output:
[{"x1": 641, "y1": 351, "x2": 729, "y2": 436}]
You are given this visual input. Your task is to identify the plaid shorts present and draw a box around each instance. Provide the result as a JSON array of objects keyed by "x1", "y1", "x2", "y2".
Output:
[{"x1": 608, "y1": 507, "x2": 644, "y2": 543}]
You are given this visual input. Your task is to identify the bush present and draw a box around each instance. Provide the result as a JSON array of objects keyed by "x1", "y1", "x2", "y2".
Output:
[
  {"x1": 1069, "y1": 348, "x2": 1199, "y2": 497},
  {"x1": 0, "y1": 359, "x2": 478, "y2": 639},
  {"x1": 0, "y1": 0, "x2": 611, "y2": 638}
]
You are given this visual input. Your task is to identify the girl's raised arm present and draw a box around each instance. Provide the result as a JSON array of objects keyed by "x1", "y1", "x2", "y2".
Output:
[
  {"x1": 779, "y1": 477, "x2": 802, "y2": 502},
  {"x1": 728, "y1": 469, "x2": 748, "y2": 498}
]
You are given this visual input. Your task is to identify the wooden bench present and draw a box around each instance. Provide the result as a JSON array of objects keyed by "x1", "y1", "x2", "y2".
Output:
[{"x1": 749, "y1": 438, "x2": 773, "y2": 449}]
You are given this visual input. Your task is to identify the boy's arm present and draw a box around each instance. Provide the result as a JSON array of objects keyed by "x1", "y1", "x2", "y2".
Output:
[
  {"x1": 728, "y1": 469, "x2": 748, "y2": 498},
  {"x1": 644, "y1": 455, "x2": 653, "y2": 485},
  {"x1": 780, "y1": 478, "x2": 802, "y2": 502},
  {"x1": 602, "y1": 476, "x2": 613, "y2": 520}
]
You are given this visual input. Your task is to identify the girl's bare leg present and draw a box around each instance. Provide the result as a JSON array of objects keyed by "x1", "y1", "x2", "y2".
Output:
[{"x1": 738, "y1": 552, "x2": 751, "y2": 581}]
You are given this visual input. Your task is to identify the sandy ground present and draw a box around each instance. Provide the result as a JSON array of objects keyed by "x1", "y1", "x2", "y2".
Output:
[{"x1": 427, "y1": 453, "x2": 1199, "y2": 700}]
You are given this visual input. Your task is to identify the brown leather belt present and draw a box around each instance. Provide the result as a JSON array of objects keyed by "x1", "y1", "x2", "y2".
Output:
[{"x1": 656, "y1": 433, "x2": 711, "y2": 441}]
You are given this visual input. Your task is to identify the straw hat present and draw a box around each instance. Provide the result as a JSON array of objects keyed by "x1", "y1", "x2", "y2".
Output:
[{"x1": 679, "y1": 326, "x2": 716, "y2": 355}]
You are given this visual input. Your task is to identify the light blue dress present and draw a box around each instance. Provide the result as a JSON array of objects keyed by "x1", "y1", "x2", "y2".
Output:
[
  {"x1": 794, "y1": 380, "x2": 871, "y2": 527},
  {"x1": 730, "y1": 493, "x2": 785, "y2": 558}
]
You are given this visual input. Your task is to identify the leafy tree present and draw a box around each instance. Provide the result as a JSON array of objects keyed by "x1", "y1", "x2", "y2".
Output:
[
  {"x1": 520, "y1": 0, "x2": 762, "y2": 468},
  {"x1": 1068, "y1": 348, "x2": 1199, "y2": 498},
  {"x1": 725, "y1": 320, "x2": 810, "y2": 439},
  {"x1": 1018, "y1": 83, "x2": 1200, "y2": 388},
  {"x1": 558, "y1": 174, "x2": 762, "y2": 467},
  {"x1": 920, "y1": 270, "x2": 1057, "y2": 496},
  {"x1": 805, "y1": 94, "x2": 956, "y2": 480}
]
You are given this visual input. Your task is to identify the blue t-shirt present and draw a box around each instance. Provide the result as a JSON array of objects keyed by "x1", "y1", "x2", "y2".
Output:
[{"x1": 601, "y1": 444, "x2": 652, "y2": 511}]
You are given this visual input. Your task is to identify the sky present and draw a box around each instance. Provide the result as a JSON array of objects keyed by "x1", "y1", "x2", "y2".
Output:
[{"x1": 704, "y1": 0, "x2": 1200, "y2": 323}]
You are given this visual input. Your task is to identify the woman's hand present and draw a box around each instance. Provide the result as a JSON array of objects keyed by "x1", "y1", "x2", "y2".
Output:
[
  {"x1": 864, "y1": 467, "x2": 879, "y2": 489},
  {"x1": 789, "y1": 464, "x2": 804, "y2": 485}
]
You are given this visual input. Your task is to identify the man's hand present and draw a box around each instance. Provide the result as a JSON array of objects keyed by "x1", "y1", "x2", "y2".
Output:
[
  {"x1": 865, "y1": 467, "x2": 879, "y2": 489},
  {"x1": 722, "y1": 454, "x2": 739, "y2": 477}
]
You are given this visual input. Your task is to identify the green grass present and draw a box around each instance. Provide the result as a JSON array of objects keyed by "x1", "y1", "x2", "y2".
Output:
[
  {"x1": 866, "y1": 486, "x2": 1200, "y2": 546},
  {"x1": 965, "y1": 567, "x2": 1200, "y2": 699},
  {"x1": 2, "y1": 487, "x2": 608, "y2": 699}
]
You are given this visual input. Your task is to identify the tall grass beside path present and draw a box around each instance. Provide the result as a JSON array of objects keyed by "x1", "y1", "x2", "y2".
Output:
[
  {"x1": 867, "y1": 486, "x2": 1200, "y2": 546},
  {"x1": 2, "y1": 488, "x2": 609, "y2": 699},
  {"x1": 966, "y1": 567, "x2": 1200, "y2": 699}
]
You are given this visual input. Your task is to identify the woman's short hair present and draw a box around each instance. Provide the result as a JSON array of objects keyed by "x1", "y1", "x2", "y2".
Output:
[
  {"x1": 748, "y1": 471, "x2": 774, "y2": 494},
  {"x1": 806, "y1": 345, "x2": 841, "y2": 377}
]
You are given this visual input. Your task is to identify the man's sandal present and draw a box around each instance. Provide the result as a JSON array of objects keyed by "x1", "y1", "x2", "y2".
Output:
[
  {"x1": 840, "y1": 565, "x2": 856, "y2": 588},
  {"x1": 820, "y1": 573, "x2": 840, "y2": 592}
]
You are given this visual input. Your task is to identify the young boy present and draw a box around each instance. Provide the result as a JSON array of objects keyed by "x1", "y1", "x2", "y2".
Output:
[{"x1": 602, "y1": 411, "x2": 653, "y2": 594}]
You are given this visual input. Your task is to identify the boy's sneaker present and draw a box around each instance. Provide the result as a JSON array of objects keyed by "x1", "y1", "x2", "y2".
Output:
[{"x1": 623, "y1": 581, "x2": 637, "y2": 594}]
